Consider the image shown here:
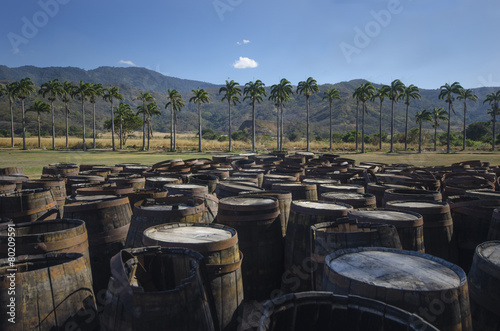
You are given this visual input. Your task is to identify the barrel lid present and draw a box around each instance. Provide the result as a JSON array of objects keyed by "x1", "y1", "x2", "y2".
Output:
[
  {"x1": 220, "y1": 196, "x2": 276, "y2": 207},
  {"x1": 349, "y1": 209, "x2": 420, "y2": 221},
  {"x1": 218, "y1": 182, "x2": 262, "y2": 191},
  {"x1": 147, "y1": 177, "x2": 181, "y2": 182},
  {"x1": 302, "y1": 178, "x2": 339, "y2": 184},
  {"x1": 322, "y1": 192, "x2": 373, "y2": 200},
  {"x1": 386, "y1": 201, "x2": 449, "y2": 213},
  {"x1": 273, "y1": 183, "x2": 315, "y2": 189},
  {"x1": 320, "y1": 184, "x2": 363, "y2": 190},
  {"x1": 141, "y1": 204, "x2": 190, "y2": 211},
  {"x1": 327, "y1": 249, "x2": 462, "y2": 290},
  {"x1": 477, "y1": 241, "x2": 500, "y2": 266},
  {"x1": 164, "y1": 184, "x2": 205, "y2": 189},
  {"x1": 292, "y1": 201, "x2": 353, "y2": 216},
  {"x1": 264, "y1": 174, "x2": 296, "y2": 179},
  {"x1": 145, "y1": 226, "x2": 232, "y2": 243},
  {"x1": 68, "y1": 194, "x2": 119, "y2": 201}
]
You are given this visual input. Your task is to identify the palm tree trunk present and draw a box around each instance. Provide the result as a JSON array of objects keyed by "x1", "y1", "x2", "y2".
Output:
[
  {"x1": 434, "y1": 125, "x2": 437, "y2": 151},
  {"x1": 462, "y1": 102, "x2": 466, "y2": 151},
  {"x1": 147, "y1": 119, "x2": 151, "y2": 151},
  {"x1": 198, "y1": 103, "x2": 202, "y2": 152},
  {"x1": 228, "y1": 101, "x2": 232, "y2": 152},
  {"x1": 119, "y1": 115, "x2": 123, "y2": 149},
  {"x1": 493, "y1": 109, "x2": 497, "y2": 152},
  {"x1": 37, "y1": 115, "x2": 41, "y2": 148},
  {"x1": 92, "y1": 103, "x2": 96, "y2": 149},
  {"x1": 280, "y1": 106, "x2": 284, "y2": 151},
  {"x1": 22, "y1": 99, "x2": 26, "y2": 150},
  {"x1": 65, "y1": 106, "x2": 69, "y2": 149},
  {"x1": 252, "y1": 101, "x2": 256, "y2": 153},
  {"x1": 355, "y1": 101, "x2": 359, "y2": 151},
  {"x1": 174, "y1": 113, "x2": 177, "y2": 151},
  {"x1": 170, "y1": 106, "x2": 174, "y2": 152},
  {"x1": 390, "y1": 100, "x2": 394, "y2": 152},
  {"x1": 82, "y1": 99, "x2": 86, "y2": 151},
  {"x1": 379, "y1": 101, "x2": 383, "y2": 150},
  {"x1": 329, "y1": 102, "x2": 333, "y2": 151},
  {"x1": 142, "y1": 102, "x2": 146, "y2": 151},
  {"x1": 276, "y1": 107, "x2": 279, "y2": 151},
  {"x1": 9, "y1": 101, "x2": 14, "y2": 148},
  {"x1": 418, "y1": 123, "x2": 422, "y2": 153},
  {"x1": 361, "y1": 103, "x2": 365, "y2": 153},
  {"x1": 306, "y1": 95, "x2": 310, "y2": 152},
  {"x1": 111, "y1": 102, "x2": 116, "y2": 151},
  {"x1": 404, "y1": 104, "x2": 409, "y2": 151},
  {"x1": 447, "y1": 103, "x2": 451, "y2": 153},
  {"x1": 51, "y1": 101, "x2": 55, "y2": 150}
]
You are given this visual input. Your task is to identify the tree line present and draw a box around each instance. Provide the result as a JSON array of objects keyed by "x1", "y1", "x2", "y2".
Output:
[{"x1": 1, "y1": 77, "x2": 500, "y2": 153}]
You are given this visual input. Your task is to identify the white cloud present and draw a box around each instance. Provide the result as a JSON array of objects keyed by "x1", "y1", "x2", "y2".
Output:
[
  {"x1": 119, "y1": 60, "x2": 136, "y2": 66},
  {"x1": 233, "y1": 57, "x2": 258, "y2": 69},
  {"x1": 236, "y1": 39, "x2": 250, "y2": 45}
]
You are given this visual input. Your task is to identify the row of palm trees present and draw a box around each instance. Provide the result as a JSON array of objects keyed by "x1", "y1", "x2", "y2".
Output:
[{"x1": 2, "y1": 76, "x2": 500, "y2": 153}]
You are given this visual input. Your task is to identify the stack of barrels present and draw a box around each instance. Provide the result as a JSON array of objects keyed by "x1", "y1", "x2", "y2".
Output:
[{"x1": 2, "y1": 155, "x2": 500, "y2": 331}]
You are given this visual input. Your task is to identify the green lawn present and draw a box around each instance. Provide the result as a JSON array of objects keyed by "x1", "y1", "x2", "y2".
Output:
[{"x1": 1, "y1": 148, "x2": 499, "y2": 178}]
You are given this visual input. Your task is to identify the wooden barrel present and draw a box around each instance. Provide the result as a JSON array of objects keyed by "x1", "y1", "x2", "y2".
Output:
[
  {"x1": 231, "y1": 171, "x2": 264, "y2": 187},
  {"x1": 221, "y1": 176, "x2": 259, "y2": 186},
  {"x1": 468, "y1": 241, "x2": 500, "y2": 331},
  {"x1": 262, "y1": 174, "x2": 297, "y2": 189},
  {"x1": 489, "y1": 209, "x2": 500, "y2": 240},
  {"x1": 122, "y1": 164, "x2": 151, "y2": 174},
  {"x1": 322, "y1": 247, "x2": 472, "y2": 331},
  {"x1": 217, "y1": 196, "x2": 283, "y2": 300},
  {"x1": 63, "y1": 196, "x2": 132, "y2": 295},
  {"x1": 0, "y1": 167, "x2": 24, "y2": 176},
  {"x1": 348, "y1": 208, "x2": 425, "y2": 253},
  {"x1": 189, "y1": 174, "x2": 219, "y2": 193},
  {"x1": 0, "y1": 219, "x2": 89, "y2": 263},
  {"x1": 22, "y1": 178, "x2": 67, "y2": 212},
  {"x1": 76, "y1": 185, "x2": 134, "y2": 197},
  {"x1": 0, "y1": 188, "x2": 60, "y2": 223},
  {"x1": 108, "y1": 175, "x2": 145, "y2": 189},
  {"x1": 0, "y1": 182, "x2": 16, "y2": 194},
  {"x1": 0, "y1": 253, "x2": 97, "y2": 330},
  {"x1": 258, "y1": 292, "x2": 439, "y2": 331},
  {"x1": 386, "y1": 200, "x2": 457, "y2": 262},
  {"x1": 125, "y1": 196, "x2": 205, "y2": 248},
  {"x1": 448, "y1": 197, "x2": 500, "y2": 272},
  {"x1": 271, "y1": 183, "x2": 317, "y2": 201},
  {"x1": 216, "y1": 182, "x2": 264, "y2": 198},
  {"x1": 66, "y1": 174, "x2": 105, "y2": 193},
  {"x1": 164, "y1": 183, "x2": 209, "y2": 196},
  {"x1": 310, "y1": 218, "x2": 402, "y2": 290},
  {"x1": 100, "y1": 247, "x2": 216, "y2": 331},
  {"x1": 465, "y1": 189, "x2": 500, "y2": 200},
  {"x1": 320, "y1": 192, "x2": 376, "y2": 209},
  {"x1": 42, "y1": 163, "x2": 79, "y2": 177},
  {"x1": 145, "y1": 176, "x2": 182, "y2": 189},
  {"x1": 0, "y1": 175, "x2": 30, "y2": 191},
  {"x1": 383, "y1": 188, "x2": 442, "y2": 206},
  {"x1": 143, "y1": 223, "x2": 243, "y2": 331},
  {"x1": 318, "y1": 183, "x2": 365, "y2": 195},
  {"x1": 284, "y1": 200, "x2": 353, "y2": 292},
  {"x1": 366, "y1": 183, "x2": 412, "y2": 207},
  {"x1": 239, "y1": 190, "x2": 292, "y2": 236},
  {"x1": 127, "y1": 188, "x2": 168, "y2": 209}
]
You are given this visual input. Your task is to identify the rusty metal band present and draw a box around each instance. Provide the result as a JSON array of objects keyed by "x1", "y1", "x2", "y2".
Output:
[
  {"x1": 0, "y1": 230, "x2": 89, "y2": 254},
  {"x1": 2, "y1": 201, "x2": 57, "y2": 218},
  {"x1": 205, "y1": 251, "x2": 243, "y2": 275},
  {"x1": 89, "y1": 223, "x2": 130, "y2": 245}
]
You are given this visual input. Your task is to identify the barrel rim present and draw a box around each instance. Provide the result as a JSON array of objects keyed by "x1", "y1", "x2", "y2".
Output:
[{"x1": 291, "y1": 200, "x2": 353, "y2": 216}]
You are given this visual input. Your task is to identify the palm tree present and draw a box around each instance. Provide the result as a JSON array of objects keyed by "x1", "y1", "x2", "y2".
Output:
[
  {"x1": 165, "y1": 89, "x2": 185, "y2": 152},
  {"x1": 269, "y1": 79, "x2": 293, "y2": 151},
  {"x1": 61, "y1": 81, "x2": 75, "y2": 148},
  {"x1": 5, "y1": 82, "x2": 19, "y2": 147},
  {"x1": 415, "y1": 109, "x2": 432, "y2": 153},
  {"x1": 297, "y1": 77, "x2": 320, "y2": 152},
  {"x1": 15, "y1": 77, "x2": 36, "y2": 150},
  {"x1": 457, "y1": 88, "x2": 478, "y2": 150},
  {"x1": 88, "y1": 83, "x2": 104, "y2": 149},
  {"x1": 243, "y1": 80, "x2": 266, "y2": 153},
  {"x1": 387, "y1": 79, "x2": 405, "y2": 152},
  {"x1": 357, "y1": 82, "x2": 375, "y2": 153},
  {"x1": 372, "y1": 85, "x2": 390, "y2": 150},
  {"x1": 103, "y1": 86, "x2": 124, "y2": 151},
  {"x1": 72, "y1": 81, "x2": 93, "y2": 151},
  {"x1": 438, "y1": 82, "x2": 463, "y2": 153},
  {"x1": 114, "y1": 102, "x2": 133, "y2": 149},
  {"x1": 431, "y1": 107, "x2": 448, "y2": 151},
  {"x1": 401, "y1": 84, "x2": 421, "y2": 151},
  {"x1": 38, "y1": 79, "x2": 63, "y2": 150},
  {"x1": 134, "y1": 92, "x2": 155, "y2": 151},
  {"x1": 322, "y1": 88, "x2": 341, "y2": 150},
  {"x1": 137, "y1": 102, "x2": 161, "y2": 151},
  {"x1": 484, "y1": 90, "x2": 500, "y2": 151},
  {"x1": 219, "y1": 80, "x2": 241, "y2": 152},
  {"x1": 26, "y1": 100, "x2": 50, "y2": 148},
  {"x1": 352, "y1": 86, "x2": 362, "y2": 151},
  {"x1": 189, "y1": 88, "x2": 210, "y2": 152}
]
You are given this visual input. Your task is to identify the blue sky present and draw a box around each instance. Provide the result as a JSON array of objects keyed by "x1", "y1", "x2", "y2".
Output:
[{"x1": 0, "y1": 0, "x2": 499, "y2": 89}]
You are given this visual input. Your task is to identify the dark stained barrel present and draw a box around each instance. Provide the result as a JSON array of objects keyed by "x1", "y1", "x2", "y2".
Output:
[
  {"x1": 271, "y1": 183, "x2": 317, "y2": 201},
  {"x1": 0, "y1": 182, "x2": 16, "y2": 194},
  {"x1": 100, "y1": 247, "x2": 216, "y2": 331},
  {"x1": 258, "y1": 292, "x2": 439, "y2": 331},
  {"x1": 63, "y1": 196, "x2": 132, "y2": 295},
  {"x1": 320, "y1": 192, "x2": 376, "y2": 209},
  {"x1": 217, "y1": 196, "x2": 283, "y2": 300},
  {"x1": 189, "y1": 174, "x2": 219, "y2": 193},
  {"x1": 22, "y1": 178, "x2": 67, "y2": 212},
  {"x1": 348, "y1": 208, "x2": 425, "y2": 253},
  {"x1": 310, "y1": 218, "x2": 401, "y2": 290},
  {"x1": 42, "y1": 163, "x2": 79, "y2": 177},
  {"x1": 489, "y1": 209, "x2": 500, "y2": 240},
  {"x1": 216, "y1": 182, "x2": 264, "y2": 198},
  {"x1": 0, "y1": 188, "x2": 60, "y2": 223},
  {"x1": 0, "y1": 175, "x2": 29, "y2": 191},
  {"x1": 125, "y1": 196, "x2": 206, "y2": 248},
  {"x1": 145, "y1": 176, "x2": 182, "y2": 189},
  {"x1": 76, "y1": 185, "x2": 134, "y2": 196},
  {"x1": 323, "y1": 247, "x2": 472, "y2": 331},
  {"x1": 143, "y1": 223, "x2": 243, "y2": 331},
  {"x1": 383, "y1": 188, "x2": 442, "y2": 206},
  {"x1": 465, "y1": 189, "x2": 500, "y2": 200},
  {"x1": 386, "y1": 200, "x2": 457, "y2": 262},
  {"x1": 0, "y1": 167, "x2": 24, "y2": 176},
  {"x1": 221, "y1": 176, "x2": 259, "y2": 186},
  {"x1": 262, "y1": 174, "x2": 297, "y2": 190},
  {"x1": 127, "y1": 188, "x2": 168, "y2": 208},
  {"x1": 239, "y1": 190, "x2": 292, "y2": 236},
  {"x1": 231, "y1": 171, "x2": 264, "y2": 187},
  {"x1": 108, "y1": 175, "x2": 145, "y2": 189},
  {"x1": 366, "y1": 183, "x2": 412, "y2": 208},
  {"x1": 0, "y1": 253, "x2": 97, "y2": 330},
  {"x1": 284, "y1": 200, "x2": 353, "y2": 292},
  {"x1": 468, "y1": 241, "x2": 500, "y2": 331}
]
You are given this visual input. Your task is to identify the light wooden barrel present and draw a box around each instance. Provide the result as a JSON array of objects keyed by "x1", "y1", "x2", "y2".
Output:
[
  {"x1": 145, "y1": 176, "x2": 182, "y2": 189},
  {"x1": 216, "y1": 182, "x2": 263, "y2": 198},
  {"x1": 217, "y1": 196, "x2": 283, "y2": 300},
  {"x1": 284, "y1": 200, "x2": 353, "y2": 292},
  {"x1": 320, "y1": 192, "x2": 376, "y2": 209},
  {"x1": 0, "y1": 253, "x2": 97, "y2": 330},
  {"x1": 0, "y1": 188, "x2": 60, "y2": 223},
  {"x1": 468, "y1": 241, "x2": 500, "y2": 331},
  {"x1": 348, "y1": 208, "x2": 425, "y2": 253},
  {"x1": 0, "y1": 182, "x2": 16, "y2": 194},
  {"x1": 42, "y1": 163, "x2": 79, "y2": 177},
  {"x1": 22, "y1": 178, "x2": 67, "y2": 213},
  {"x1": 271, "y1": 183, "x2": 317, "y2": 201},
  {"x1": 143, "y1": 223, "x2": 243, "y2": 331},
  {"x1": 383, "y1": 188, "x2": 442, "y2": 206},
  {"x1": 323, "y1": 247, "x2": 472, "y2": 331},
  {"x1": 310, "y1": 218, "x2": 402, "y2": 290},
  {"x1": 258, "y1": 292, "x2": 439, "y2": 331},
  {"x1": 0, "y1": 167, "x2": 24, "y2": 176},
  {"x1": 100, "y1": 247, "x2": 216, "y2": 331},
  {"x1": 386, "y1": 200, "x2": 458, "y2": 262},
  {"x1": 221, "y1": 176, "x2": 259, "y2": 186}
]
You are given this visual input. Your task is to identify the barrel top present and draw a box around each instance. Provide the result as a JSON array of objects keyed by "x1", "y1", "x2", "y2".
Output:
[
  {"x1": 320, "y1": 184, "x2": 363, "y2": 189},
  {"x1": 219, "y1": 182, "x2": 261, "y2": 190},
  {"x1": 322, "y1": 192, "x2": 371, "y2": 200},
  {"x1": 327, "y1": 250, "x2": 461, "y2": 290},
  {"x1": 69, "y1": 194, "x2": 118, "y2": 201},
  {"x1": 141, "y1": 203, "x2": 190, "y2": 211},
  {"x1": 386, "y1": 201, "x2": 448, "y2": 209},
  {"x1": 221, "y1": 196, "x2": 276, "y2": 206},
  {"x1": 349, "y1": 209, "x2": 419, "y2": 221},
  {"x1": 145, "y1": 226, "x2": 232, "y2": 244},
  {"x1": 164, "y1": 184, "x2": 205, "y2": 189},
  {"x1": 148, "y1": 177, "x2": 181, "y2": 182},
  {"x1": 480, "y1": 242, "x2": 500, "y2": 266},
  {"x1": 294, "y1": 200, "x2": 351, "y2": 210}
]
